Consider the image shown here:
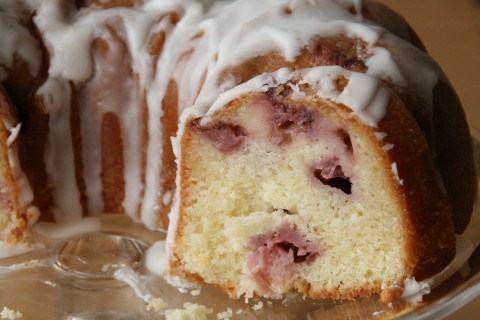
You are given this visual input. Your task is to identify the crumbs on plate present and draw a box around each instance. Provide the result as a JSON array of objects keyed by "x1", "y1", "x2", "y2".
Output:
[{"x1": 0, "y1": 307, "x2": 22, "y2": 320}]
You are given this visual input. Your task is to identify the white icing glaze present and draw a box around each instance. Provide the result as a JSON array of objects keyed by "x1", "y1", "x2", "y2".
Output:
[
  {"x1": 383, "y1": 143, "x2": 394, "y2": 151},
  {"x1": 146, "y1": 240, "x2": 169, "y2": 275},
  {"x1": 34, "y1": 216, "x2": 101, "y2": 239},
  {"x1": 178, "y1": 0, "x2": 442, "y2": 117},
  {"x1": 400, "y1": 278, "x2": 431, "y2": 304},
  {"x1": 38, "y1": 77, "x2": 83, "y2": 222},
  {"x1": 390, "y1": 162, "x2": 403, "y2": 186},
  {"x1": 6, "y1": 123, "x2": 21, "y2": 147},
  {"x1": 188, "y1": 66, "x2": 391, "y2": 127}
]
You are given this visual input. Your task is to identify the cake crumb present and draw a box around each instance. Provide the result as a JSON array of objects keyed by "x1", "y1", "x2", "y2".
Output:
[
  {"x1": 0, "y1": 307, "x2": 22, "y2": 319},
  {"x1": 252, "y1": 301, "x2": 263, "y2": 311},
  {"x1": 146, "y1": 298, "x2": 167, "y2": 312},
  {"x1": 372, "y1": 310, "x2": 384, "y2": 317},
  {"x1": 165, "y1": 302, "x2": 212, "y2": 320},
  {"x1": 217, "y1": 307, "x2": 233, "y2": 319},
  {"x1": 235, "y1": 309, "x2": 243, "y2": 315},
  {"x1": 178, "y1": 287, "x2": 188, "y2": 294},
  {"x1": 190, "y1": 288, "x2": 201, "y2": 296},
  {"x1": 244, "y1": 292, "x2": 253, "y2": 304}
]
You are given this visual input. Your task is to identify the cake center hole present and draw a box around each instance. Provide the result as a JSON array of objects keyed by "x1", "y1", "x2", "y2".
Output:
[{"x1": 51, "y1": 232, "x2": 148, "y2": 280}]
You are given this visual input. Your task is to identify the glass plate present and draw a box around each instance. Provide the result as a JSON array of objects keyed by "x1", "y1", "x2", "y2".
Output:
[{"x1": 0, "y1": 129, "x2": 478, "y2": 320}]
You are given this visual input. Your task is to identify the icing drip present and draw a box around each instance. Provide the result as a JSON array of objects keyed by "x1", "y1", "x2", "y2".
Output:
[
  {"x1": 34, "y1": 216, "x2": 101, "y2": 239},
  {"x1": 32, "y1": 0, "x2": 201, "y2": 227},
  {"x1": 141, "y1": 1, "x2": 203, "y2": 227},
  {"x1": 0, "y1": 8, "x2": 41, "y2": 82},
  {"x1": 196, "y1": 66, "x2": 391, "y2": 126},
  {"x1": 37, "y1": 78, "x2": 83, "y2": 222}
]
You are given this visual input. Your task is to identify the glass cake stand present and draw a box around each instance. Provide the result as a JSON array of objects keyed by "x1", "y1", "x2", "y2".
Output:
[{"x1": 0, "y1": 129, "x2": 479, "y2": 320}]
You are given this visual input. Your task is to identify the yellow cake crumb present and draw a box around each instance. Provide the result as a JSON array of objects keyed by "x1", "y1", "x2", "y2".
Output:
[
  {"x1": 0, "y1": 307, "x2": 22, "y2": 320},
  {"x1": 165, "y1": 302, "x2": 212, "y2": 320},
  {"x1": 252, "y1": 301, "x2": 263, "y2": 311},
  {"x1": 217, "y1": 308, "x2": 233, "y2": 320},
  {"x1": 146, "y1": 297, "x2": 167, "y2": 312}
]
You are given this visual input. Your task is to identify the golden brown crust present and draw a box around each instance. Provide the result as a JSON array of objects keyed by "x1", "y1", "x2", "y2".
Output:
[
  {"x1": 364, "y1": 1, "x2": 476, "y2": 234},
  {"x1": 20, "y1": 95, "x2": 54, "y2": 222},
  {"x1": 101, "y1": 112, "x2": 125, "y2": 213},
  {"x1": 70, "y1": 84, "x2": 89, "y2": 216},
  {"x1": 158, "y1": 80, "x2": 180, "y2": 228},
  {"x1": 139, "y1": 90, "x2": 149, "y2": 217},
  {"x1": 362, "y1": 0, "x2": 426, "y2": 51},
  {"x1": 431, "y1": 80, "x2": 476, "y2": 234},
  {"x1": 376, "y1": 94, "x2": 456, "y2": 279}
]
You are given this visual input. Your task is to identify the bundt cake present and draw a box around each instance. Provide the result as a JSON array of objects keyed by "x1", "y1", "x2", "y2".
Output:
[{"x1": 0, "y1": 0, "x2": 477, "y2": 303}]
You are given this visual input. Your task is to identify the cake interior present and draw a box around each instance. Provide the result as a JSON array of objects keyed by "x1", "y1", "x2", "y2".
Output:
[{"x1": 176, "y1": 91, "x2": 410, "y2": 299}]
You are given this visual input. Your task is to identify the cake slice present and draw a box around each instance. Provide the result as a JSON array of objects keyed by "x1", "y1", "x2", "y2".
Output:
[{"x1": 167, "y1": 67, "x2": 456, "y2": 302}]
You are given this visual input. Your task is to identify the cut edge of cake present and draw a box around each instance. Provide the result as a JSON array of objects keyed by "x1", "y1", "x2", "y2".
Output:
[{"x1": 166, "y1": 67, "x2": 456, "y2": 302}]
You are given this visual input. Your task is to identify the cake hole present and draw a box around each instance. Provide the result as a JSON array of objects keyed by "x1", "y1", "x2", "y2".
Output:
[
  {"x1": 277, "y1": 242, "x2": 312, "y2": 263},
  {"x1": 282, "y1": 209, "x2": 297, "y2": 215},
  {"x1": 278, "y1": 120, "x2": 295, "y2": 130},
  {"x1": 314, "y1": 168, "x2": 352, "y2": 194}
]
